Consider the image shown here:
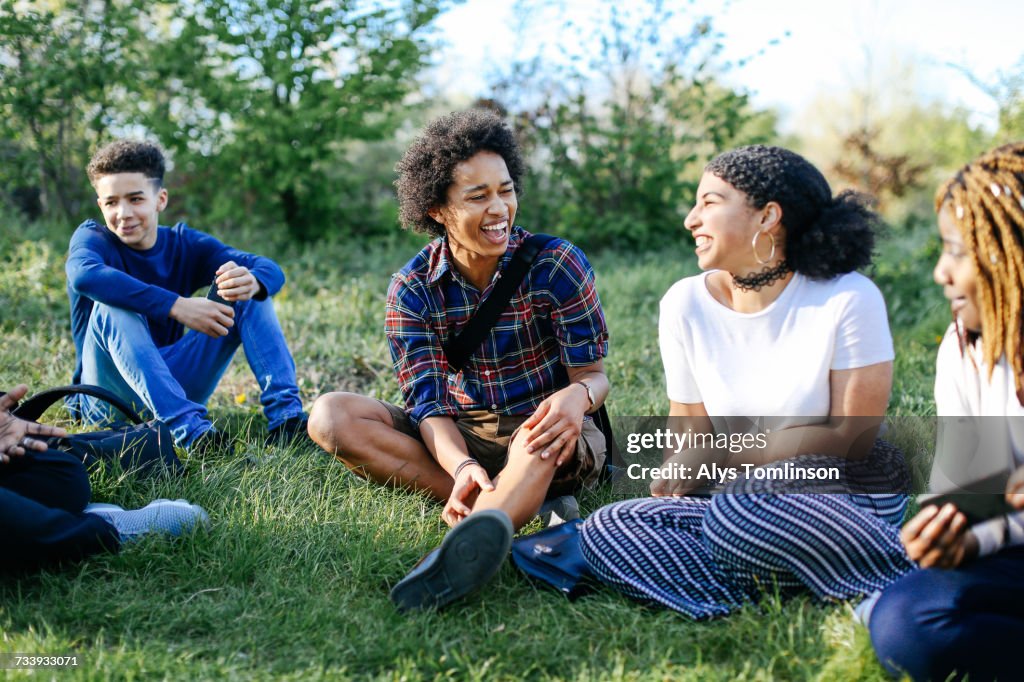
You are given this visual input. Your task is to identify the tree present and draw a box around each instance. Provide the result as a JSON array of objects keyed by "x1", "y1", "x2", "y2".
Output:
[
  {"x1": 830, "y1": 127, "x2": 927, "y2": 209},
  {"x1": 139, "y1": 0, "x2": 448, "y2": 241},
  {"x1": 950, "y1": 56, "x2": 1024, "y2": 142},
  {"x1": 792, "y1": 56, "x2": 993, "y2": 222},
  {"x1": 0, "y1": 0, "x2": 149, "y2": 220},
  {"x1": 487, "y1": 0, "x2": 776, "y2": 250}
]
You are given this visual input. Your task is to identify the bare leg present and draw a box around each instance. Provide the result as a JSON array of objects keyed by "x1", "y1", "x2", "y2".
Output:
[
  {"x1": 469, "y1": 423, "x2": 559, "y2": 531},
  {"x1": 388, "y1": 422, "x2": 563, "y2": 613},
  {"x1": 307, "y1": 392, "x2": 453, "y2": 500}
]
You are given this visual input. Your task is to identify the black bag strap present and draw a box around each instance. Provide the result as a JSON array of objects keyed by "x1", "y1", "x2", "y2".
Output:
[
  {"x1": 443, "y1": 233, "x2": 558, "y2": 372},
  {"x1": 441, "y1": 233, "x2": 616, "y2": 478},
  {"x1": 10, "y1": 384, "x2": 145, "y2": 424}
]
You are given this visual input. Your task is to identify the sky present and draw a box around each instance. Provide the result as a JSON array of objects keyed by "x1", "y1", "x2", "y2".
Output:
[{"x1": 429, "y1": 0, "x2": 1024, "y2": 132}]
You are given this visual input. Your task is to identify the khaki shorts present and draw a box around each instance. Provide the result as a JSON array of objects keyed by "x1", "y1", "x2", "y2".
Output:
[{"x1": 379, "y1": 403, "x2": 606, "y2": 498}]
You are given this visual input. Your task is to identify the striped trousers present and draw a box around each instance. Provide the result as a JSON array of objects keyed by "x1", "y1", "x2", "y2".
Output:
[{"x1": 580, "y1": 444, "x2": 914, "y2": 618}]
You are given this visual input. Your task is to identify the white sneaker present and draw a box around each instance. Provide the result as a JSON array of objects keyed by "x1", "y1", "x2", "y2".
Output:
[
  {"x1": 85, "y1": 499, "x2": 209, "y2": 542},
  {"x1": 83, "y1": 503, "x2": 125, "y2": 514},
  {"x1": 853, "y1": 589, "x2": 883, "y2": 628}
]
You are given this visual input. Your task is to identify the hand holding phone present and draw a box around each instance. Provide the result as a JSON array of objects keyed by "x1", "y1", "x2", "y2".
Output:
[
  {"x1": 917, "y1": 470, "x2": 1013, "y2": 525},
  {"x1": 916, "y1": 490, "x2": 1013, "y2": 526},
  {"x1": 214, "y1": 261, "x2": 259, "y2": 301},
  {"x1": 207, "y1": 277, "x2": 232, "y2": 306},
  {"x1": 901, "y1": 502, "x2": 978, "y2": 569}
]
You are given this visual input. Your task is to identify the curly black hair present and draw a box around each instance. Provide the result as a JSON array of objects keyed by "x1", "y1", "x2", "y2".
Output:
[
  {"x1": 705, "y1": 145, "x2": 881, "y2": 279},
  {"x1": 87, "y1": 139, "x2": 166, "y2": 187},
  {"x1": 395, "y1": 109, "x2": 525, "y2": 237}
]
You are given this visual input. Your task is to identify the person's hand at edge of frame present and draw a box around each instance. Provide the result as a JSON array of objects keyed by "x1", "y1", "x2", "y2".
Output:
[{"x1": 0, "y1": 385, "x2": 68, "y2": 464}]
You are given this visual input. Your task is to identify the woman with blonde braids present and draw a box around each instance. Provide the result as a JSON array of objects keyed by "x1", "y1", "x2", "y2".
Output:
[{"x1": 868, "y1": 143, "x2": 1024, "y2": 681}]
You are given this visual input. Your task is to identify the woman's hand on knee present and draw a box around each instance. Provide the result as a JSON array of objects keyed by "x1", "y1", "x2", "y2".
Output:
[
  {"x1": 521, "y1": 389, "x2": 587, "y2": 466},
  {"x1": 648, "y1": 449, "x2": 709, "y2": 497}
]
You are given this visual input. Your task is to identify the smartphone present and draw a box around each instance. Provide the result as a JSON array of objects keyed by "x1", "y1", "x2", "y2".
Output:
[
  {"x1": 916, "y1": 490, "x2": 1013, "y2": 526},
  {"x1": 207, "y1": 277, "x2": 231, "y2": 306}
]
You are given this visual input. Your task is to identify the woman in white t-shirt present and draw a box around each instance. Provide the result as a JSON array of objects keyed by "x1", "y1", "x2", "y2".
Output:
[
  {"x1": 868, "y1": 144, "x2": 1024, "y2": 680},
  {"x1": 580, "y1": 145, "x2": 913, "y2": 618}
]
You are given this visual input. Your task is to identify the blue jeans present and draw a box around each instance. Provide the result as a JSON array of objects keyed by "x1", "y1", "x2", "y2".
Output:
[
  {"x1": 79, "y1": 297, "x2": 304, "y2": 445},
  {"x1": 869, "y1": 546, "x2": 1024, "y2": 681}
]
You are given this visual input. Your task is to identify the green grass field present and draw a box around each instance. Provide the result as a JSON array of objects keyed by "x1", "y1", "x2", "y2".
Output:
[{"x1": 0, "y1": 214, "x2": 949, "y2": 680}]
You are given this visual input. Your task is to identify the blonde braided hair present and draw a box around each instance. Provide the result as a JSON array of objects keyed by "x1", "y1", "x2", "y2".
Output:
[{"x1": 936, "y1": 142, "x2": 1024, "y2": 391}]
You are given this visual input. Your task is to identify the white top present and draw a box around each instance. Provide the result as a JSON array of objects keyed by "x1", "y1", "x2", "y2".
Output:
[
  {"x1": 932, "y1": 324, "x2": 1024, "y2": 556},
  {"x1": 659, "y1": 270, "x2": 894, "y2": 431}
]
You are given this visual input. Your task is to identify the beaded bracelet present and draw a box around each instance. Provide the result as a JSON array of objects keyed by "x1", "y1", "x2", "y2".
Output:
[{"x1": 453, "y1": 457, "x2": 480, "y2": 479}]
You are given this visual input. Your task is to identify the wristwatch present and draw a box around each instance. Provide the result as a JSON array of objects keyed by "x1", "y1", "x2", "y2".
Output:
[{"x1": 575, "y1": 380, "x2": 596, "y2": 409}]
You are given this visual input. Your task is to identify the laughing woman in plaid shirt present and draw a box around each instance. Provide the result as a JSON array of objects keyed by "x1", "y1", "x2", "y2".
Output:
[{"x1": 307, "y1": 109, "x2": 610, "y2": 612}]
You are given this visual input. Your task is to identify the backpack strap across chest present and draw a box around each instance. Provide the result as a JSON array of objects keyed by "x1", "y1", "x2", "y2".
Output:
[{"x1": 440, "y1": 233, "x2": 616, "y2": 481}]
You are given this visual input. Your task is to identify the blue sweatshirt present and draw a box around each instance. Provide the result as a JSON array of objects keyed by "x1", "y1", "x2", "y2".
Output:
[{"x1": 66, "y1": 219, "x2": 285, "y2": 383}]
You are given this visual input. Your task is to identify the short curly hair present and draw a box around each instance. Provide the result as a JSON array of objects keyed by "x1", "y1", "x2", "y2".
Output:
[
  {"x1": 395, "y1": 109, "x2": 525, "y2": 237},
  {"x1": 87, "y1": 140, "x2": 166, "y2": 187},
  {"x1": 705, "y1": 145, "x2": 881, "y2": 279}
]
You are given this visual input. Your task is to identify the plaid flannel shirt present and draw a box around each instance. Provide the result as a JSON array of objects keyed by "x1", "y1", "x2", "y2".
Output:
[{"x1": 385, "y1": 226, "x2": 609, "y2": 427}]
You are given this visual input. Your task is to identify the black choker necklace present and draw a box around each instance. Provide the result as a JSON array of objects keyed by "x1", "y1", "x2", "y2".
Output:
[{"x1": 732, "y1": 261, "x2": 792, "y2": 292}]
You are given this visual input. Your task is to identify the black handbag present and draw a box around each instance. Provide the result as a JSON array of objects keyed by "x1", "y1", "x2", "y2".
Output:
[
  {"x1": 10, "y1": 384, "x2": 183, "y2": 478},
  {"x1": 510, "y1": 518, "x2": 596, "y2": 599}
]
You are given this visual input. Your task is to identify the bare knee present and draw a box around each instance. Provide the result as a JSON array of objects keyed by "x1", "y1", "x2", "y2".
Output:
[
  {"x1": 308, "y1": 392, "x2": 361, "y2": 455},
  {"x1": 308, "y1": 392, "x2": 399, "y2": 468}
]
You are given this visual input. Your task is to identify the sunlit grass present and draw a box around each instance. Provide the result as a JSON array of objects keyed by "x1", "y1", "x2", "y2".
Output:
[{"x1": 0, "y1": 212, "x2": 943, "y2": 678}]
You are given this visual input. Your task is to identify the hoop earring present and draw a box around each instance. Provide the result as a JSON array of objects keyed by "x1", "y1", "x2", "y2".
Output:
[{"x1": 751, "y1": 231, "x2": 776, "y2": 266}]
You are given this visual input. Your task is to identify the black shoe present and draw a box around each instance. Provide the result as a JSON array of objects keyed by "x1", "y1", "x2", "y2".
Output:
[
  {"x1": 265, "y1": 415, "x2": 314, "y2": 449},
  {"x1": 390, "y1": 509, "x2": 514, "y2": 613},
  {"x1": 187, "y1": 428, "x2": 235, "y2": 459}
]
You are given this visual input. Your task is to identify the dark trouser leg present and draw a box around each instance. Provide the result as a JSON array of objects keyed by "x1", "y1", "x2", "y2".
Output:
[
  {"x1": 869, "y1": 546, "x2": 1024, "y2": 681},
  {"x1": 0, "y1": 449, "x2": 119, "y2": 569}
]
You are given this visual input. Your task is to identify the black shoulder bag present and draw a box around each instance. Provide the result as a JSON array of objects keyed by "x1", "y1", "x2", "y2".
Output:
[
  {"x1": 442, "y1": 233, "x2": 616, "y2": 480},
  {"x1": 442, "y1": 233, "x2": 614, "y2": 599},
  {"x1": 10, "y1": 384, "x2": 183, "y2": 478}
]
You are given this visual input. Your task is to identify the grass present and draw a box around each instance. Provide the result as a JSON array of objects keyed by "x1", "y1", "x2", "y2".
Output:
[{"x1": 0, "y1": 213, "x2": 949, "y2": 679}]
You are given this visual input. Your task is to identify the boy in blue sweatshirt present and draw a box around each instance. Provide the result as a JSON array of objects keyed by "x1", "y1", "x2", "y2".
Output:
[{"x1": 66, "y1": 140, "x2": 307, "y2": 450}]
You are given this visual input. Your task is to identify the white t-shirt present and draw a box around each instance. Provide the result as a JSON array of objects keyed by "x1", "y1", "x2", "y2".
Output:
[
  {"x1": 932, "y1": 324, "x2": 1024, "y2": 555},
  {"x1": 935, "y1": 324, "x2": 1024, "y2": 428},
  {"x1": 659, "y1": 270, "x2": 894, "y2": 430}
]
